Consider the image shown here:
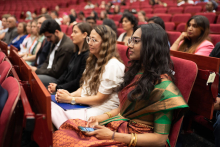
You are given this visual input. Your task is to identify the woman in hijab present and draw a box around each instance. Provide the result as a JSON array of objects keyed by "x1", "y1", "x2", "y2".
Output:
[{"x1": 25, "y1": 11, "x2": 32, "y2": 21}]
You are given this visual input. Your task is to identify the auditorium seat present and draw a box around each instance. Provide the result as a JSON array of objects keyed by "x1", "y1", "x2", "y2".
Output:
[
  {"x1": 171, "y1": 14, "x2": 191, "y2": 23},
  {"x1": 117, "y1": 28, "x2": 124, "y2": 38},
  {"x1": 169, "y1": 56, "x2": 197, "y2": 147},
  {"x1": 195, "y1": 13, "x2": 216, "y2": 24},
  {"x1": 66, "y1": 25, "x2": 73, "y2": 36},
  {"x1": 0, "y1": 52, "x2": 6, "y2": 63},
  {"x1": 60, "y1": 25, "x2": 68, "y2": 34},
  {"x1": 195, "y1": 2, "x2": 207, "y2": 7},
  {"x1": 167, "y1": 31, "x2": 181, "y2": 45},
  {"x1": 153, "y1": 8, "x2": 167, "y2": 13},
  {"x1": 0, "y1": 77, "x2": 20, "y2": 143},
  {"x1": 210, "y1": 24, "x2": 220, "y2": 34},
  {"x1": 113, "y1": 14, "x2": 123, "y2": 21},
  {"x1": 209, "y1": 34, "x2": 220, "y2": 46},
  {"x1": 184, "y1": 6, "x2": 202, "y2": 14},
  {"x1": 0, "y1": 61, "x2": 12, "y2": 84},
  {"x1": 168, "y1": 7, "x2": 184, "y2": 14},
  {"x1": 157, "y1": 14, "x2": 172, "y2": 22},
  {"x1": 117, "y1": 44, "x2": 129, "y2": 67},
  {"x1": 216, "y1": 15, "x2": 220, "y2": 24},
  {"x1": 165, "y1": 22, "x2": 175, "y2": 31},
  {"x1": 176, "y1": 23, "x2": 186, "y2": 32},
  {"x1": 144, "y1": 8, "x2": 153, "y2": 14}
]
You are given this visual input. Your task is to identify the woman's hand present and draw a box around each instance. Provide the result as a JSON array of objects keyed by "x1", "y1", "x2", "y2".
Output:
[
  {"x1": 85, "y1": 125, "x2": 114, "y2": 140},
  {"x1": 178, "y1": 32, "x2": 189, "y2": 41},
  {"x1": 86, "y1": 116, "x2": 99, "y2": 128},
  {"x1": 48, "y1": 83, "x2": 57, "y2": 94},
  {"x1": 56, "y1": 90, "x2": 72, "y2": 103}
]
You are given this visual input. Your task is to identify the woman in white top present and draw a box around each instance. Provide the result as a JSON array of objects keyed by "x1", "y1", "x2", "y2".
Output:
[
  {"x1": 52, "y1": 25, "x2": 125, "y2": 129},
  {"x1": 117, "y1": 12, "x2": 138, "y2": 46}
]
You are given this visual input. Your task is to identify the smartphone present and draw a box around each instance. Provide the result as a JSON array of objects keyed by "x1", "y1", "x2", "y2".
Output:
[{"x1": 78, "y1": 126, "x2": 96, "y2": 132}]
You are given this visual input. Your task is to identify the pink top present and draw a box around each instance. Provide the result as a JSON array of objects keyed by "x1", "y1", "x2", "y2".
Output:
[{"x1": 179, "y1": 40, "x2": 214, "y2": 56}]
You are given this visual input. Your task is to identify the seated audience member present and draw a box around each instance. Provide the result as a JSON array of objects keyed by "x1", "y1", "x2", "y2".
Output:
[
  {"x1": 2, "y1": 16, "x2": 18, "y2": 45},
  {"x1": 138, "y1": 11, "x2": 147, "y2": 23},
  {"x1": 62, "y1": 15, "x2": 71, "y2": 25},
  {"x1": 32, "y1": 14, "x2": 52, "y2": 68},
  {"x1": 90, "y1": 11, "x2": 99, "y2": 20},
  {"x1": 118, "y1": 12, "x2": 138, "y2": 45},
  {"x1": 99, "y1": 1, "x2": 106, "y2": 8},
  {"x1": 195, "y1": 0, "x2": 209, "y2": 4},
  {"x1": 177, "y1": 0, "x2": 194, "y2": 6},
  {"x1": 53, "y1": 24, "x2": 188, "y2": 147},
  {"x1": 31, "y1": 12, "x2": 37, "y2": 20},
  {"x1": 86, "y1": 16, "x2": 97, "y2": 28},
  {"x1": 171, "y1": 15, "x2": 214, "y2": 56},
  {"x1": 41, "y1": 7, "x2": 48, "y2": 14},
  {"x1": 0, "y1": 15, "x2": 9, "y2": 40},
  {"x1": 70, "y1": 9, "x2": 77, "y2": 18},
  {"x1": 105, "y1": 5, "x2": 113, "y2": 14},
  {"x1": 51, "y1": 25, "x2": 125, "y2": 129},
  {"x1": 51, "y1": 11, "x2": 61, "y2": 25},
  {"x1": 114, "y1": 5, "x2": 122, "y2": 14},
  {"x1": 25, "y1": 11, "x2": 32, "y2": 21},
  {"x1": 55, "y1": 5, "x2": 60, "y2": 13},
  {"x1": 84, "y1": 1, "x2": 95, "y2": 9},
  {"x1": 48, "y1": 23, "x2": 92, "y2": 93},
  {"x1": 100, "y1": 11, "x2": 108, "y2": 20},
  {"x1": 9, "y1": 22, "x2": 27, "y2": 50},
  {"x1": 32, "y1": 19, "x2": 74, "y2": 86},
  {"x1": 120, "y1": 0, "x2": 126, "y2": 5},
  {"x1": 78, "y1": 11, "x2": 86, "y2": 22},
  {"x1": 0, "y1": 85, "x2": 8, "y2": 115},
  {"x1": 103, "y1": 19, "x2": 117, "y2": 34},
  {"x1": 210, "y1": 42, "x2": 220, "y2": 147},
  {"x1": 206, "y1": 1, "x2": 216, "y2": 12},
  {"x1": 112, "y1": 0, "x2": 121, "y2": 3},
  {"x1": 22, "y1": 20, "x2": 45, "y2": 65}
]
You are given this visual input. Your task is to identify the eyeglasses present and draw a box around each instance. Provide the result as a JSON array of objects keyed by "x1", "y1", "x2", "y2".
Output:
[
  {"x1": 86, "y1": 36, "x2": 98, "y2": 44},
  {"x1": 128, "y1": 37, "x2": 141, "y2": 46}
]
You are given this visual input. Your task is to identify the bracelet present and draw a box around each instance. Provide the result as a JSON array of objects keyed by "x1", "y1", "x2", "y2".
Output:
[
  {"x1": 104, "y1": 112, "x2": 112, "y2": 118},
  {"x1": 131, "y1": 133, "x2": 137, "y2": 147},
  {"x1": 128, "y1": 133, "x2": 135, "y2": 147},
  {"x1": 111, "y1": 131, "x2": 116, "y2": 140}
]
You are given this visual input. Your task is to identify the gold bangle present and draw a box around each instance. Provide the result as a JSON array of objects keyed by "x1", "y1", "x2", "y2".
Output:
[
  {"x1": 128, "y1": 133, "x2": 135, "y2": 147},
  {"x1": 131, "y1": 133, "x2": 137, "y2": 147},
  {"x1": 104, "y1": 112, "x2": 112, "y2": 118}
]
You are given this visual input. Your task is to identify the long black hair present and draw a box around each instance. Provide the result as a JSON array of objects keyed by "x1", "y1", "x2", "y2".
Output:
[{"x1": 118, "y1": 23, "x2": 174, "y2": 102}]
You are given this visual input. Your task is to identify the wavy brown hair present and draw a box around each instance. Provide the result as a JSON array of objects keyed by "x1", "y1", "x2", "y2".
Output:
[
  {"x1": 178, "y1": 15, "x2": 211, "y2": 54},
  {"x1": 80, "y1": 25, "x2": 122, "y2": 95}
]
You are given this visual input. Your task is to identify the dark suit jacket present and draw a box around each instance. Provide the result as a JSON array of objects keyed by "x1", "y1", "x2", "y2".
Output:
[
  {"x1": 2, "y1": 27, "x2": 18, "y2": 45},
  {"x1": 0, "y1": 85, "x2": 8, "y2": 115},
  {"x1": 35, "y1": 34, "x2": 74, "y2": 79}
]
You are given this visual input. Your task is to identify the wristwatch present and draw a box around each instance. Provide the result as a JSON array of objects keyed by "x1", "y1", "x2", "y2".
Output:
[{"x1": 71, "y1": 97, "x2": 76, "y2": 105}]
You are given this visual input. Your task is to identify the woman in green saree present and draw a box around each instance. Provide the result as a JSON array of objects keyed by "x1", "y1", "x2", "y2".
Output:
[{"x1": 53, "y1": 23, "x2": 188, "y2": 147}]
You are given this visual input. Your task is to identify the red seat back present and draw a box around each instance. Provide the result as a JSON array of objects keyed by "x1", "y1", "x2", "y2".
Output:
[
  {"x1": 157, "y1": 13, "x2": 172, "y2": 22},
  {"x1": 195, "y1": 13, "x2": 216, "y2": 23},
  {"x1": 66, "y1": 25, "x2": 73, "y2": 36},
  {"x1": 0, "y1": 52, "x2": 6, "y2": 63},
  {"x1": 167, "y1": 31, "x2": 181, "y2": 45},
  {"x1": 209, "y1": 34, "x2": 220, "y2": 46},
  {"x1": 117, "y1": 44, "x2": 129, "y2": 67},
  {"x1": 217, "y1": 15, "x2": 220, "y2": 24},
  {"x1": 169, "y1": 56, "x2": 198, "y2": 147},
  {"x1": 153, "y1": 8, "x2": 167, "y2": 13},
  {"x1": 0, "y1": 61, "x2": 12, "y2": 84},
  {"x1": 210, "y1": 24, "x2": 220, "y2": 34},
  {"x1": 60, "y1": 25, "x2": 68, "y2": 34},
  {"x1": 176, "y1": 23, "x2": 186, "y2": 32},
  {"x1": 168, "y1": 7, "x2": 184, "y2": 14},
  {"x1": 165, "y1": 22, "x2": 175, "y2": 31},
  {"x1": 117, "y1": 28, "x2": 124, "y2": 38},
  {"x1": 0, "y1": 77, "x2": 20, "y2": 143},
  {"x1": 171, "y1": 13, "x2": 191, "y2": 23},
  {"x1": 184, "y1": 6, "x2": 202, "y2": 13}
]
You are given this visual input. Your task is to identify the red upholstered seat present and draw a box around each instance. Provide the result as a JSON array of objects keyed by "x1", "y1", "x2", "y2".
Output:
[
  {"x1": 117, "y1": 28, "x2": 124, "y2": 38},
  {"x1": 195, "y1": 13, "x2": 216, "y2": 23},
  {"x1": 168, "y1": 7, "x2": 184, "y2": 14},
  {"x1": 60, "y1": 25, "x2": 68, "y2": 34},
  {"x1": 153, "y1": 8, "x2": 167, "y2": 13},
  {"x1": 167, "y1": 31, "x2": 181, "y2": 45},
  {"x1": 113, "y1": 14, "x2": 122, "y2": 21},
  {"x1": 171, "y1": 13, "x2": 191, "y2": 23},
  {"x1": 66, "y1": 25, "x2": 73, "y2": 36},
  {"x1": 176, "y1": 23, "x2": 186, "y2": 32},
  {"x1": 117, "y1": 44, "x2": 129, "y2": 67},
  {"x1": 217, "y1": 15, "x2": 220, "y2": 24},
  {"x1": 165, "y1": 22, "x2": 175, "y2": 31},
  {"x1": 96, "y1": 20, "x2": 103, "y2": 25},
  {"x1": 0, "y1": 61, "x2": 12, "y2": 84},
  {"x1": 0, "y1": 77, "x2": 20, "y2": 143},
  {"x1": 210, "y1": 24, "x2": 220, "y2": 34},
  {"x1": 144, "y1": 8, "x2": 153, "y2": 14},
  {"x1": 169, "y1": 56, "x2": 198, "y2": 147},
  {"x1": 209, "y1": 34, "x2": 220, "y2": 46},
  {"x1": 184, "y1": 6, "x2": 202, "y2": 13},
  {"x1": 0, "y1": 52, "x2": 6, "y2": 63},
  {"x1": 157, "y1": 14, "x2": 172, "y2": 22}
]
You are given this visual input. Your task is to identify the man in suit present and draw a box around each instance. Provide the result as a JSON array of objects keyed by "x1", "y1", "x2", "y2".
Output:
[
  {"x1": 2, "y1": 16, "x2": 18, "y2": 45},
  {"x1": 31, "y1": 19, "x2": 74, "y2": 87}
]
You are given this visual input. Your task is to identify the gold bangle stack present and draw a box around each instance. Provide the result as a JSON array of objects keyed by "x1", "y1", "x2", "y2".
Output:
[
  {"x1": 104, "y1": 112, "x2": 112, "y2": 118},
  {"x1": 128, "y1": 133, "x2": 137, "y2": 147}
]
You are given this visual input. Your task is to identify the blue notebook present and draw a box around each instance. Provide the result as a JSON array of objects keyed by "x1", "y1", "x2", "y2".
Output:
[{"x1": 51, "y1": 95, "x2": 90, "y2": 111}]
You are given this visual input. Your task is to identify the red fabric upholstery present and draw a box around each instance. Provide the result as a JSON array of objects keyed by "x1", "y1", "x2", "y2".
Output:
[
  {"x1": 195, "y1": 2, "x2": 207, "y2": 7},
  {"x1": 210, "y1": 24, "x2": 220, "y2": 34},
  {"x1": 157, "y1": 14, "x2": 172, "y2": 22},
  {"x1": 96, "y1": 20, "x2": 103, "y2": 25},
  {"x1": 117, "y1": 28, "x2": 124, "y2": 38},
  {"x1": 60, "y1": 25, "x2": 68, "y2": 34},
  {"x1": 112, "y1": 14, "x2": 122, "y2": 21},
  {"x1": 0, "y1": 77, "x2": 20, "y2": 143},
  {"x1": 153, "y1": 8, "x2": 167, "y2": 13},
  {"x1": 176, "y1": 23, "x2": 186, "y2": 32},
  {"x1": 217, "y1": 15, "x2": 220, "y2": 24},
  {"x1": 171, "y1": 13, "x2": 191, "y2": 23},
  {"x1": 117, "y1": 44, "x2": 129, "y2": 67},
  {"x1": 0, "y1": 52, "x2": 6, "y2": 63},
  {"x1": 209, "y1": 34, "x2": 220, "y2": 46},
  {"x1": 169, "y1": 56, "x2": 198, "y2": 147},
  {"x1": 167, "y1": 31, "x2": 181, "y2": 45},
  {"x1": 168, "y1": 7, "x2": 184, "y2": 14},
  {"x1": 195, "y1": 13, "x2": 216, "y2": 23},
  {"x1": 184, "y1": 6, "x2": 202, "y2": 13},
  {"x1": 193, "y1": 115, "x2": 213, "y2": 131},
  {"x1": 165, "y1": 22, "x2": 175, "y2": 31},
  {"x1": 0, "y1": 61, "x2": 12, "y2": 84},
  {"x1": 66, "y1": 25, "x2": 73, "y2": 36},
  {"x1": 144, "y1": 8, "x2": 153, "y2": 14}
]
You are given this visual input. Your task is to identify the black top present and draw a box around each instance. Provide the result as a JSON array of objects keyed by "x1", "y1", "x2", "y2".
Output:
[
  {"x1": 209, "y1": 42, "x2": 220, "y2": 94},
  {"x1": 56, "y1": 50, "x2": 89, "y2": 92}
]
